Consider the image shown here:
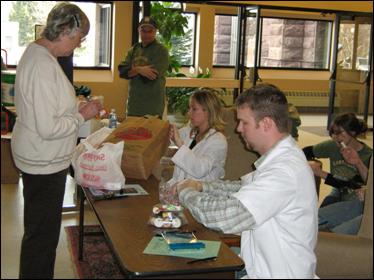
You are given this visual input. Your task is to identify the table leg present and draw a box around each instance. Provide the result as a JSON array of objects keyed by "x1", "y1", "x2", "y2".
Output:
[
  {"x1": 62, "y1": 167, "x2": 79, "y2": 212},
  {"x1": 78, "y1": 186, "x2": 85, "y2": 261}
]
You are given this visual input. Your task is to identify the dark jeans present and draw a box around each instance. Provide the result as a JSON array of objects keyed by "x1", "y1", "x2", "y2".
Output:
[
  {"x1": 19, "y1": 169, "x2": 68, "y2": 279},
  {"x1": 319, "y1": 199, "x2": 364, "y2": 235}
]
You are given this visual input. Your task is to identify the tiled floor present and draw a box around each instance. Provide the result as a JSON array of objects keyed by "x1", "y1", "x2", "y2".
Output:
[{"x1": 1, "y1": 114, "x2": 372, "y2": 279}]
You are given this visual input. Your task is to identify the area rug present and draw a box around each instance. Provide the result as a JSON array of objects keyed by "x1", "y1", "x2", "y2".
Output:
[{"x1": 65, "y1": 225, "x2": 125, "y2": 279}]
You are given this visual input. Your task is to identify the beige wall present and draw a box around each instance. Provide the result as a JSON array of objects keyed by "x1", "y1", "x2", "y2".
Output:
[{"x1": 73, "y1": 1, "x2": 372, "y2": 118}]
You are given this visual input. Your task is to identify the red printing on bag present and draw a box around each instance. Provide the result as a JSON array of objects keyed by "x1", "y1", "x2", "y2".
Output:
[
  {"x1": 83, "y1": 173, "x2": 101, "y2": 182},
  {"x1": 82, "y1": 153, "x2": 106, "y2": 161},
  {"x1": 79, "y1": 163, "x2": 107, "y2": 171},
  {"x1": 115, "y1": 127, "x2": 152, "y2": 140}
]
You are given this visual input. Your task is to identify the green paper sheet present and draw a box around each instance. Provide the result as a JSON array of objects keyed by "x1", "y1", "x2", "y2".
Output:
[{"x1": 143, "y1": 236, "x2": 221, "y2": 259}]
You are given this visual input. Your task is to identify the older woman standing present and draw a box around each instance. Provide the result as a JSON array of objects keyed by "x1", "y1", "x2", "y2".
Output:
[{"x1": 11, "y1": 3, "x2": 102, "y2": 278}]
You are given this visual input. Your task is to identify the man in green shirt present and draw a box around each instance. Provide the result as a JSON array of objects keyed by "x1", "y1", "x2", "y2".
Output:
[{"x1": 118, "y1": 17, "x2": 169, "y2": 118}]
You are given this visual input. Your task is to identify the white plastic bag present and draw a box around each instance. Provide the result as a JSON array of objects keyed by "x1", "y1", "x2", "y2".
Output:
[
  {"x1": 74, "y1": 140, "x2": 125, "y2": 190},
  {"x1": 72, "y1": 127, "x2": 114, "y2": 168}
]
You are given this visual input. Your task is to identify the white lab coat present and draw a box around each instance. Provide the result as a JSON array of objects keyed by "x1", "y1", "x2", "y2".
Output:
[
  {"x1": 169, "y1": 126, "x2": 227, "y2": 184},
  {"x1": 232, "y1": 136, "x2": 318, "y2": 279}
]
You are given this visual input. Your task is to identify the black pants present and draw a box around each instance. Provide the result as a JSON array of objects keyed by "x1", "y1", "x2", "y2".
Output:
[{"x1": 19, "y1": 169, "x2": 68, "y2": 279}]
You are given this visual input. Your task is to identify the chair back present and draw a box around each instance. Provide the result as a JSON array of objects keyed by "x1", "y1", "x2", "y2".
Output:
[
  {"x1": 358, "y1": 156, "x2": 373, "y2": 240},
  {"x1": 222, "y1": 107, "x2": 258, "y2": 180}
]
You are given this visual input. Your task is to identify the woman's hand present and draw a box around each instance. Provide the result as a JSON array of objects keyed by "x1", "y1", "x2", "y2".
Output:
[
  {"x1": 79, "y1": 100, "x2": 103, "y2": 121},
  {"x1": 169, "y1": 124, "x2": 183, "y2": 148},
  {"x1": 355, "y1": 187, "x2": 366, "y2": 202},
  {"x1": 308, "y1": 160, "x2": 326, "y2": 178},
  {"x1": 340, "y1": 146, "x2": 360, "y2": 166},
  {"x1": 340, "y1": 146, "x2": 368, "y2": 181}
]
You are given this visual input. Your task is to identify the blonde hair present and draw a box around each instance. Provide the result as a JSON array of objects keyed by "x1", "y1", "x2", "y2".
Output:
[
  {"x1": 41, "y1": 2, "x2": 90, "y2": 41},
  {"x1": 189, "y1": 88, "x2": 225, "y2": 139}
]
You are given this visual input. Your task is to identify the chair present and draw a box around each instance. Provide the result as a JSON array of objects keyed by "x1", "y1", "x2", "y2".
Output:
[
  {"x1": 315, "y1": 156, "x2": 373, "y2": 279},
  {"x1": 222, "y1": 107, "x2": 258, "y2": 180}
]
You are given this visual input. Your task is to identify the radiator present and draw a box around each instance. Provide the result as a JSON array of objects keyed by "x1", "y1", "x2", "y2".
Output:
[
  {"x1": 221, "y1": 90, "x2": 331, "y2": 108},
  {"x1": 222, "y1": 90, "x2": 332, "y2": 107},
  {"x1": 220, "y1": 90, "x2": 352, "y2": 109},
  {"x1": 283, "y1": 91, "x2": 330, "y2": 107}
]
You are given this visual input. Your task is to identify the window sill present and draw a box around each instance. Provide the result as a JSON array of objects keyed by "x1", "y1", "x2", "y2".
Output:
[
  {"x1": 166, "y1": 77, "x2": 239, "y2": 88},
  {"x1": 74, "y1": 69, "x2": 114, "y2": 83}
]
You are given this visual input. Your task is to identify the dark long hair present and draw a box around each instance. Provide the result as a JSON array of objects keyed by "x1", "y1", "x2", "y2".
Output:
[{"x1": 329, "y1": 113, "x2": 368, "y2": 138}]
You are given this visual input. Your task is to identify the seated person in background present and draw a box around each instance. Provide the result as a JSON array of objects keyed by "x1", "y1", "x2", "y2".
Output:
[
  {"x1": 288, "y1": 103, "x2": 301, "y2": 140},
  {"x1": 175, "y1": 84, "x2": 318, "y2": 279},
  {"x1": 168, "y1": 89, "x2": 227, "y2": 184},
  {"x1": 303, "y1": 113, "x2": 372, "y2": 208},
  {"x1": 318, "y1": 156, "x2": 372, "y2": 235}
]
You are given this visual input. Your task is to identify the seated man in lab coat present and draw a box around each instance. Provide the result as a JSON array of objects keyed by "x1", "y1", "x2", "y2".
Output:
[{"x1": 176, "y1": 84, "x2": 318, "y2": 279}]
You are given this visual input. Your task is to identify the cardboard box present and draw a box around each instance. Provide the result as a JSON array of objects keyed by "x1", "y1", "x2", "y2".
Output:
[
  {"x1": 1, "y1": 137, "x2": 20, "y2": 184},
  {"x1": 103, "y1": 116, "x2": 170, "y2": 179}
]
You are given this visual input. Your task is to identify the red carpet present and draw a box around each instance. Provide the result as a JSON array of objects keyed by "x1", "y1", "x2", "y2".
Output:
[{"x1": 65, "y1": 225, "x2": 125, "y2": 279}]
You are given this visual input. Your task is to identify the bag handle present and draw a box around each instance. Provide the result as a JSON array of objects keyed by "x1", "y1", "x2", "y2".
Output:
[{"x1": 81, "y1": 140, "x2": 95, "y2": 151}]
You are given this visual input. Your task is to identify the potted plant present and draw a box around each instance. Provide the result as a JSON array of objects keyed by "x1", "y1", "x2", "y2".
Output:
[
  {"x1": 166, "y1": 86, "x2": 193, "y2": 115},
  {"x1": 166, "y1": 67, "x2": 213, "y2": 119},
  {"x1": 151, "y1": 2, "x2": 189, "y2": 73}
]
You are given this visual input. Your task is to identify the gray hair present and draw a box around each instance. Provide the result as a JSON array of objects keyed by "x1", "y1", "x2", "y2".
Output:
[{"x1": 41, "y1": 2, "x2": 90, "y2": 41}]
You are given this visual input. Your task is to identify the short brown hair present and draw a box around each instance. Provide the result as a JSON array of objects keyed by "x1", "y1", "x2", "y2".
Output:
[{"x1": 236, "y1": 83, "x2": 289, "y2": 132}]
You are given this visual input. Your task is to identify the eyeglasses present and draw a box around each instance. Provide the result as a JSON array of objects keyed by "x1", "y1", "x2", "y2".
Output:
[{"x1": 331, "y1": 129, "x2": 344, "y2": 135}]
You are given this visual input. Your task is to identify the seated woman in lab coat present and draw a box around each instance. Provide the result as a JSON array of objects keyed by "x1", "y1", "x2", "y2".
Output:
[{"x1": 168, "y1": 89, "x2": 227, "y2": 184}]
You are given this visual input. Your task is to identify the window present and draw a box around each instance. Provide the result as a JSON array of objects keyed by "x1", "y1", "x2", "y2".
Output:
[
  {"x1": 244, "y1": 12, "x2": 258, "y2": 68},
  {"x1": 169, "y1": 12, "x2": 196, "y2": 66},
  {"x1": 338, "y1": 21, "x2": 371, "y2": 71},
  {"x1": 213, "y1": 13, "x2": 332, "y2": 70},
  {"x1": 213, "y1": 15, "x2": 238, "y2": 66},
  {"x1": 356, "y1": 24, "x2": 370, "y2": 71},
  {"x1": 260, "y1": 18, "x2": 331, "y2": 69},
  {"x1": 0, "y1": 1, "x2": 112, "y2": 68},
  {"x1": 337, "y1": 23, "x2": 355, "y2": 69},
  {"x1": 139, "y1": 2, "x2": 196, "y2": 67}
]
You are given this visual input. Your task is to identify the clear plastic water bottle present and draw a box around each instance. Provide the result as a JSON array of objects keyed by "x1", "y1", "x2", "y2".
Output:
[{"x1": 108, "y1": 108, "x2": 117, "y2": 128}]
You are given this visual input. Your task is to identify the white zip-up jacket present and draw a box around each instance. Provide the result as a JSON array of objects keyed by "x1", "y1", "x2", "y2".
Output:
[
  {"x1": 11, "y1": 43, "x2": 85, "y2": 174},
  {"x1": 169, "y1": 126, "x2": 227, "y2": 184}
]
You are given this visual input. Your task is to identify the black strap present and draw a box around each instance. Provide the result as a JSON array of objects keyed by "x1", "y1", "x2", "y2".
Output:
[
  {"x1": 189, "y1": 139, "x2": 197, "y2": 150},
  {"x1": 302, "y1": 146, "x2": 315, "y2": 160}
]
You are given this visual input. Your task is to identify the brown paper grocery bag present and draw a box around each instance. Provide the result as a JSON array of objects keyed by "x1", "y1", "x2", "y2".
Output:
[{"x1": 102, "y1": 116, "x2": 170, "y2": 179}]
